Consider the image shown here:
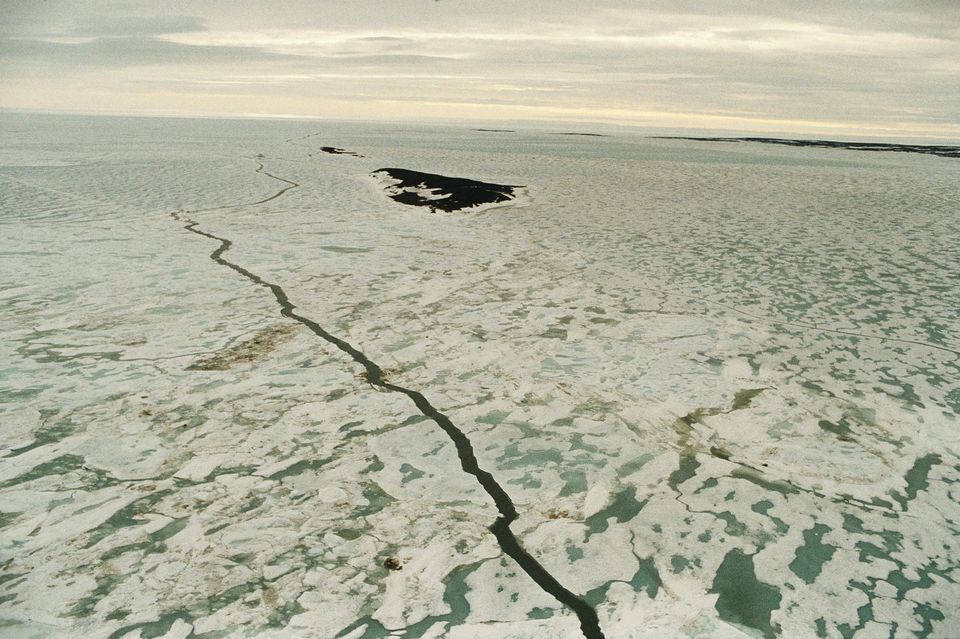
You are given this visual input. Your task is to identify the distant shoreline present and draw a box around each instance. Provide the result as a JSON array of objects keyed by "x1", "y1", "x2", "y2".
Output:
[{"x1": 652, "y1": 136, "x2": 960, "y2": 159}]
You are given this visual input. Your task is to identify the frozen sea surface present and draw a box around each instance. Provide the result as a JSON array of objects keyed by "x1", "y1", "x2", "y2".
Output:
[{"x1": 1, "y1": 113, "x2": 959, "y2": 639}]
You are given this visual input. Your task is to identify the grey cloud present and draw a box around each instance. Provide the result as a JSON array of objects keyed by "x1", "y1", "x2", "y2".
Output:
[
  {"x1": 0, "y1": 2, "x2": 204, "y2": 37},
  {"x1": 72, "y1": 15, "x2": 207, "y2": 36},
  {"x1": 0, "y1": 36, "x2": 303, "y2": 68},
  {"x1": 0, "y1": 1, "x2": 956, "y2": 134},
  {"x1": 353, "y1": 36, "x2": 418, "y2": 43},
  {"x1": 590, "y1": 1, "x2": 960, "y2": 36},
  {"x1": 330, "y1": 53, "x2": 459, "y2": 64},
  {"x1": 0, "y1": 33, "x2": 457, "y2": 72}
]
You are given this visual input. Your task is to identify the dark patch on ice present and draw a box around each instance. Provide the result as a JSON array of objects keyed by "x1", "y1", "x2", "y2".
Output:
[
  {"x1": 789, "y1": 523, "x2": 836, "y2": 583},
  {"x1": 319, "y1": 146, "x2": 364, "y2": 158},
  {"x1": 731, "y1": 387, "x2": 766, "y2": 410},
  {"x1": 383, "y1": 556, "x2": 402, "y2": 571},
  {"x1": 709, "y1": 446, "x2": 732, "y2": 461},
  {"x1": 584, "y1": 555, "x2": 661, "y2": 606},
  {"x1": 710, "y1": 549, "x2": 782, "y2": 639},
  {"x1": 473, "y1": 128, "x2": 516, "y2": 133},
  {"x1": 667, "y1": 453, "x2": 700, "y2": 491},
  {"x1": 819, "y1": 417, "x2": 857, "y2": 442},
  {"x1": 372, "y1": 168, "x2": 522, "y2": 213},
  {"x1": 5, "y1": 410, "x2": 72, "y2": 458},
  {"x1": 890, "y1": 453, "x2": 940, "y2": 511},
  {"x1": 653, "y1": 136, "x2": 960, "y2": 159},
  {"x1": 557, "y1": 132, "x2": 609, "y2": 137},
  {"x1": 584, "y1": 486, "x2": 647, "y2": 536},
  {"x1": 730, "y1": 468, "x2": 799, "y2": 497},
  {"x1": 319, "y1": 246, "x2": 371, "y2": 254}
]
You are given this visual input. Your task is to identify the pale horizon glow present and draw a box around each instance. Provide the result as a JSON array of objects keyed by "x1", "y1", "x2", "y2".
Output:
[{"x1": 2, "y1": 1, "x2": 959, "y2": 141}]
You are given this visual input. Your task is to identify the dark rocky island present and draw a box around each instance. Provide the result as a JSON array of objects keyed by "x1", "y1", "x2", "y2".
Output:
[
  {"x1": 372, "y1": 168, "x2": 522, "y2": 213},
  {"x1": 653, "y1": 136, "x2": 960, "y2": 159}
]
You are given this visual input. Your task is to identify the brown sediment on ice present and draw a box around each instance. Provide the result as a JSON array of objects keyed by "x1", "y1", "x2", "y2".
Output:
[{"x1": 187, "y1": 323, "x2": 300, "y2": 370}]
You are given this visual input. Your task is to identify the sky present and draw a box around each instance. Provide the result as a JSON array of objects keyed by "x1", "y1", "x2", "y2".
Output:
[{"x1": 2, "y1": 1, "x2": 959, "y2": 139}]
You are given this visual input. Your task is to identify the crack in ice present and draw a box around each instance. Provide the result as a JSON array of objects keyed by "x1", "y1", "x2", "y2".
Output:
[{"x1": 169, "y1": 161, "x2": 605, "y2": 639}]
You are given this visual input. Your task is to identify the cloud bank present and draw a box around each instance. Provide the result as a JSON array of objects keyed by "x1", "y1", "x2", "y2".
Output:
[{"x1": 2, "y1": 1, "x2": 957, "y2": 138}]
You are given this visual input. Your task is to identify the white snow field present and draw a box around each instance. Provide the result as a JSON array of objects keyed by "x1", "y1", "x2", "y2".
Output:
[{"x1": 1, "y1": 113, "x2": 958, "y2": 639}]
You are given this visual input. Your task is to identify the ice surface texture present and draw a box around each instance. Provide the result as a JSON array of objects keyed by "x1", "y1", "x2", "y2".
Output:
[{"x1": 1, "y1": 114, "x2": 959, "y2": 638}]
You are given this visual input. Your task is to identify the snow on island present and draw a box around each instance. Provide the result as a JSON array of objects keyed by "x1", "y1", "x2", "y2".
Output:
[{"x1": 372, "y1": 168, "x2": 523, "y2": 213}]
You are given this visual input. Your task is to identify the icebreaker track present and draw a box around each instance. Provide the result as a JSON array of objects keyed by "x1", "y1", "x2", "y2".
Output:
[{"x1": 170, "y1": 151, "x2": 606, "y2": 639}]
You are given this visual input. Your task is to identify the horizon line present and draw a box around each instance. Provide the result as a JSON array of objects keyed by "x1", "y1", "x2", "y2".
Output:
[{"x1": 2, "y1": 106, "x2": 958, "y2": 146}]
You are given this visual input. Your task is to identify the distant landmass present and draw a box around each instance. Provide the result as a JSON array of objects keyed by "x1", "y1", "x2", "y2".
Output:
[
  {"x1": 557, "y1": 132, "x2": 609, "y2": 137},
  {"x1": 653, "y1": 136, "x2": 960, "y2": 159}
]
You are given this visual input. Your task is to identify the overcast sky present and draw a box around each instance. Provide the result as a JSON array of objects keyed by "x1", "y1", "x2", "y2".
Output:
[{"x1": 2, "y1": 1, "x2": 958, "y2": 138}]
